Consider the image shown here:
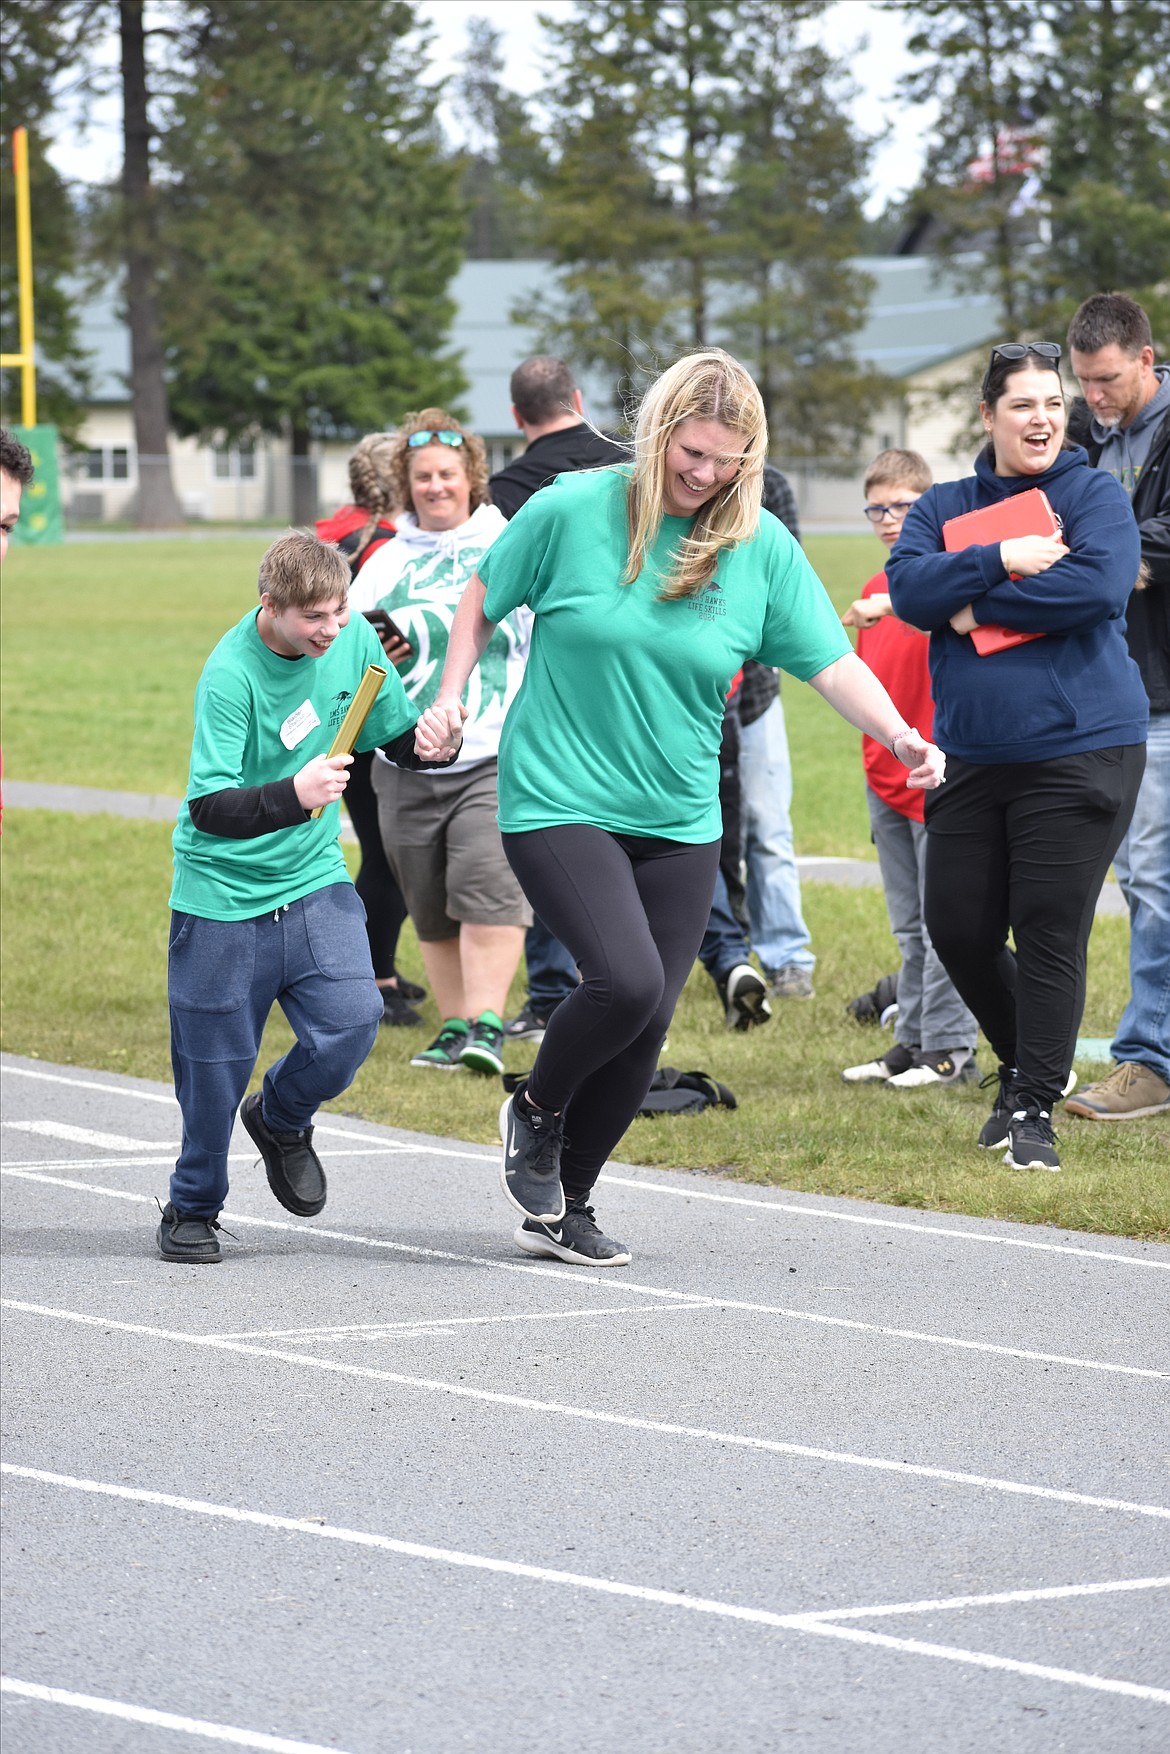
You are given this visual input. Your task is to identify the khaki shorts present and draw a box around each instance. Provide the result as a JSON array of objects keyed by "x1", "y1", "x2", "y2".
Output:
[{"x1": 371, "y1": 756, "x2": 532, "y2": 941}]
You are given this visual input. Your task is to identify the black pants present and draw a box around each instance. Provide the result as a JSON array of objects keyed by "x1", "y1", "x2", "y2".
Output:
[
  {"x1": 923, "y1": 744, "x2": 1145, "y2": 1107},
  {"x1": 344, "y1": 750, "x2": 408, "y2": 981},
  {"x1": 503, "y1": 825, "x2": 721, "y2": 1201}
]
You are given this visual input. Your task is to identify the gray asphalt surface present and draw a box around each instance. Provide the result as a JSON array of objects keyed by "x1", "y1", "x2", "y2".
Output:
[{"x1": 2, "y1": 1051, "x2": 1167, "y2": 1754}]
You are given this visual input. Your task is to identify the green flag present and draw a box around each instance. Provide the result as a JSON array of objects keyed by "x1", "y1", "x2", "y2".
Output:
[{"x1": 9, "y1": 425, "x2": 63, "y2": 545}]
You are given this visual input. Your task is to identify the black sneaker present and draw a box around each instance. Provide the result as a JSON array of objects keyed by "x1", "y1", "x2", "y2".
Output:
[
  {"x1": 156, "y1": 1201, "x2": 225, "y2": 1263},
  {"x1": 514, "y1": 1196, "x2": 632, "y2": 1267},
  {"x1": 460, "y1": 1010, "x2": 505, "y2": 1075},
  {"x1": 390, "y1": 969, "x2": 427, "y2": 1003},
  {"x1": 498, "y1": 1085, "x2": 566, "y2": 1223},
  {"x1": 503, "y1": 1001, "x2": 552, "y2": 1043},
  {"x1": 380, "y1": 986, "x2": 423, "y2": 1028},
  {"x1": 721, "y1": 964, "x2": 772, "y2": 1031},
  {"x1": 841, "y1": 1042, "x2": 917, "y2": 1084},
  {"x1": 240, "y1": 1091, "x2": 327, "y2": 1216},
  {"x1": 1004, "y1": 1104, "x2": 1061, "y2": 1171},
  {"x1": 886, "y1": 1048, "x2": 979, "y2": 1088},
  {"x1": 977, "y1": 1063, "x2": 1017, "y2": 1150}
]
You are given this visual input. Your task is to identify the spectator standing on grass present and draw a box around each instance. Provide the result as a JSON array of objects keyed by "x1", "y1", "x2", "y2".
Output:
[
  {"x1": 352, "y1": 410, "x2": 532, "y2": 1078},
  {"x1": 316, "y1": 432, "x2": 425, "y2": 1028},
  {"x1": 420, "y1": 349, "x2": 944, "y2": 1270},
  {"x1": 840, "y1": 449, "x2": 979, "y2": 1091},
  {"x1": 489, "y1": 356, "x2": 627, "y2": 1046},
  {"x1": 159, "y1": 531, "x2": 460, "y2": 1264},
  {"x1": 887, "y1": 342, "x2": 1147, "y2": 1175},
  {"x1": 1, "y1": 427, "x2": 33, "y2": 560},
  {"x1": 1064, "y1": 294, "x2": 1170, "y2": 1123}
]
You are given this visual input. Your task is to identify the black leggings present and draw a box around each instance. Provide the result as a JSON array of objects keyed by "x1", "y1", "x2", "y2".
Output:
[
  {"x1": 344, "y1": 750, "x2": 409, "y2": 981},
  {"x1": 503, "y1": 825, "x2": 721, "y2": 1201},
  {"x1": 923, "y1": 745, "x2": 1144, "y2": 1107}
]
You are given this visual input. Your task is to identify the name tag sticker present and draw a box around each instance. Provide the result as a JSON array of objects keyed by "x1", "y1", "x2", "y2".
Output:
[{"x1": 280, "y1": 699, "x2": 321, "y2": 750}]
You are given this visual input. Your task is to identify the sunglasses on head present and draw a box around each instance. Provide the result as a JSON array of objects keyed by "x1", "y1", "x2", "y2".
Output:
[
  {"x1": 988, "y1": 341, "x2": 1062, "y2": 369},
  {"x1": 406, "y1": 429, "x2": 464, "y2": 449}
]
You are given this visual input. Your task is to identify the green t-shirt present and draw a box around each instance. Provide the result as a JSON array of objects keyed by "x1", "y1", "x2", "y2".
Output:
[
  {"x1": 171, "y1": 608, "x2": 416, "y2": 919},
  {"x1": 478, "y1": 469, "x2": 851, "y2": 841}
]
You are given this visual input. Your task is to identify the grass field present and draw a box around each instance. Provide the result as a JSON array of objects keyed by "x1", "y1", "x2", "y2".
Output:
[{"x1": 2, "y1": 537, "x2": 1166, "y2": 1241}]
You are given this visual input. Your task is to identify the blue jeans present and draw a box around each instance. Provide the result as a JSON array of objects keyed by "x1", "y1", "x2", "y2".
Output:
[
  {"x1": 168, "y1": 884, "x2": 383, "y2": 1218},
  {"x1": 698, "y1": 866, "x2": 752, "y2": 983},
  {"x1": 523, "y1": 913, "x2": 579, "y2": 1014},
  {"x1": 740, "y1": 696, "x2": 814, "y2": 973},
  {"x1": 1111, "y1": 711, "x2": 1170, "y2": 1082}
]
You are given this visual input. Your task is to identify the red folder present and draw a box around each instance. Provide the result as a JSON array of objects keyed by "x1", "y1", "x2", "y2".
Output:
[{"x1": 942, "y1": 488, "x2": 1061, "y2": 655}]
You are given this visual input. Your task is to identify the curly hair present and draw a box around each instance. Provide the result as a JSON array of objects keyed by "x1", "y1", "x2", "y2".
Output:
[{"x1": 387, "y1": 409, "x2": 489, "y2": 519}]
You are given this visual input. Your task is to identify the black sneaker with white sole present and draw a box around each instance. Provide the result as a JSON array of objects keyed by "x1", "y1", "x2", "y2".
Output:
[
  {"x1": 841, "y1": 1042, "x2": 917, "y2": 1084},
  {"x1": 514, "y1": 1197, "x2": 631, "y2": 1267},
  {"x1": 156, "y1": 1200, "x2": 226, "y2": 1263},
  {"x1": 721, "y1": 964, "x2": 772, "y2": 1031},
  {"x1": 977, "y1": 1064, "x2": 1017, "y2": 1150},
  {"x1": 499, "y1": 1085, "x2": 566, "y2": 1223},
  {"x1": 1004, "y1": 1104, "x2": 1061, "y2": 1171}
]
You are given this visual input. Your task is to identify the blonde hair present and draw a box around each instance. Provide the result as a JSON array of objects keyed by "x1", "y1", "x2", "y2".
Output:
[
  {"x1": 864, "y1": 448, "x2": 932, "y2": 498},
  {"x1": 387, "y1": 409, "x2": 489, "y2": 519},
  {"x1": 625, "y1": 350, "x2": 767, "y2": 601},
  {"x1": 259, "y1": 530, "x2": 350, "y2": 610}
]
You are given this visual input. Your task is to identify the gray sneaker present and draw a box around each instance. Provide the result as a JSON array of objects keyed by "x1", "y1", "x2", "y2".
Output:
[
  {"x1": 514, "y1": 1197, "x2": 631, "y2": 1267},
  {"x1": 499, "y1": 1086, "x2": 566, "y2": 1223},
  {"x1": 767, "y1": 963, "x2": 814, "y2": 1000}
]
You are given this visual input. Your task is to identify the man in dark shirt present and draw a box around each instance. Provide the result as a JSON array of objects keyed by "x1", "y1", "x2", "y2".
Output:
[{"x1": 488, "y1": 356, "x2": 626, "y2": 518}]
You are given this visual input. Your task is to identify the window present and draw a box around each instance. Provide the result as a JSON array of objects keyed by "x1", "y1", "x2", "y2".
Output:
[
  {"x1": 212, "y1": 440, "x2": 258, "y2": 480},
  {"x1": 78, "y1": 446, "x2": 132, "y2": 481}
]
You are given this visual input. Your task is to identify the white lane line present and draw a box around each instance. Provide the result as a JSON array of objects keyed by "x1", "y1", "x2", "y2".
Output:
[
  {"x1": 788, "y1": 1622, "x2": 1170, "y2": 1703},
  {"x1": 4, "y1": 1167, "x2": 1164, "y2": 1381},
  {"x1": 801, "y1": 1575, "x2": 1170, "y2": 1623},
  {"x1": 3, "y1": 1120, "x2": 167, "y2": 1151},
  {"x1": 4, "y1": 1467, "x2": 1168, "y2": 1707},
  {"x1": 3, "y1": 1168, "x2": 1165, "y2": 1381},
  {"x1": 599, "y1": 1175, "x2": 1170, "y2": 1271},
  {"x1": 0, "y1": 1677, "x2": 353, "y2": 1753},
  {"x1": 5, "y1": 1303, "x2": 1168, "y2": 1520},
  {"x1": 5, "y1": 1061, "x2": 1167, "y2": 1271},
  {"x1": 207, "y1": 1302, "x2": 707, "y2": 1341}
]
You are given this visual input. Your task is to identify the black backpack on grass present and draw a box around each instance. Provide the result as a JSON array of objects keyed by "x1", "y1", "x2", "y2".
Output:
[{"x1": 636, "y1": 1067, "x2": 737, "y2": 1117}]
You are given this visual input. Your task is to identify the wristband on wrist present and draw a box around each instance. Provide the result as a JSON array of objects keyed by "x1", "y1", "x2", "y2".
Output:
[{"x1": 890, "y1": 728, "x2": 912, "y2": 757}]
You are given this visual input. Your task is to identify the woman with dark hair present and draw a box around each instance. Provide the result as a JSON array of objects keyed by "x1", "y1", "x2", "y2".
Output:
[
  {"x1": 316, "y1": 433, "x2": 422, "y2": 1026},
  {"x1": 419, "y1": 349, "x2": 945, "y2": 1267},
  {"x1": 887, "y1": 342, "x2": 1147, "y2": 1173}
]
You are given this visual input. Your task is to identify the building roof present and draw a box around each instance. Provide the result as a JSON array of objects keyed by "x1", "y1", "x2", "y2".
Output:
[{"x1": 71, "y1": 254, "x2": 1000, "y2": 431}]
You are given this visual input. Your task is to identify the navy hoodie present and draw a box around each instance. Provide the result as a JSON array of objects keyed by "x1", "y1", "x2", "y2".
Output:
[{"x1": 886, "y1": 445, "x2": 1147, "y2": 764}]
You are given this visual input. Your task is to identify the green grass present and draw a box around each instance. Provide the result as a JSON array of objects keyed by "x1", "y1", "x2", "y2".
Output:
[
  {"x1": 0, "y1": 533, "x2": 882, "y2": 854},
  {"x1": 3, "y1": 810, "x2": 1165, "y2": 1241},
  {"x1": 3, "y1": 536, "x2": 1164, "y2": 1240}
]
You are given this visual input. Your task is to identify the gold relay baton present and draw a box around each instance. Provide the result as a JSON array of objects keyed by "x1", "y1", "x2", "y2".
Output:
[{"x1": 308, "y1": 664, "x2": 387, "y2": 820}]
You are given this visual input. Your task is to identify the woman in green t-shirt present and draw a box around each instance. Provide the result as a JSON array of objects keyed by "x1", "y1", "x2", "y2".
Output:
[{"x1": 415, "y1": 349, "x2": 946, "y2": 1268}]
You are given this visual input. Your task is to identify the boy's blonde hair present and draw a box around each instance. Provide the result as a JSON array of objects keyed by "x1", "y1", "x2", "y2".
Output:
[
  {"x1": 258, "y1": 529, "x2": 351, "y2": 610},
  {"x1": 863, "y1": 448, "x2": 932, "y2": 499},
  {"x1": 625, "y1": 349, "x2": 767, "y2": 601}
]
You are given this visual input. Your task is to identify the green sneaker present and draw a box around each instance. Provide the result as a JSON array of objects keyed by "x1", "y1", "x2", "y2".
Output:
[
  {"x1": 410, "y1": 1018, "x2": 469, "y2": 1070},
  {"x1": 460, "y1": 1010, "x2": 505, "y2": 1075}
]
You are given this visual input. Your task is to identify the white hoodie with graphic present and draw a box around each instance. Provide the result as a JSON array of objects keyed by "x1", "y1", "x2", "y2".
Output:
[{"x1": 350, "y1": 503, "x2": 532, "y2": 770}]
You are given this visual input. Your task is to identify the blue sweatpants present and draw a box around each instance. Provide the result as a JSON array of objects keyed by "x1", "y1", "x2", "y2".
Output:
[{"x1": 167, "y1": 884, "x2": 383, "y2": 1218}]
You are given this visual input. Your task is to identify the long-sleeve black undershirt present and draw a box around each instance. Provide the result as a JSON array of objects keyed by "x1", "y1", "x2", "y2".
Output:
[{"x1": 187, "y1": 729, "x2": 454, "y2": 839}]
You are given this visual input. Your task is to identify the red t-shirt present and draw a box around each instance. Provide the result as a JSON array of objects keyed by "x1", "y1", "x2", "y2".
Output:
[
  {"x1": 855, "y1": 570, "x2": 933, "y2": 824},
  {"x1": 316, "y1": 505, "x2": 396, "y2": 572}
]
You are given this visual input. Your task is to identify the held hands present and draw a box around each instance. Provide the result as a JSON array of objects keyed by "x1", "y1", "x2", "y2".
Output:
[
  {"x1": 842, "y1": 593, "x2": 893, "y2": 630},
  {"x1": 1000, "y1": 534, "x2": 1068, "y2": 577},
  {"x1": 891, "y1": 726, "x2": 946, "y2": 790},
  {"x1": 294, "y1": 752, "x2": 353, "y2": 810},
  {"x1": 414, "y1": 697, "x2": 468, "y2": 762}
]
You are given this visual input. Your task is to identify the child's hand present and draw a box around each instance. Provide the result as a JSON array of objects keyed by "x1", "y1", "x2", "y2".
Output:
[
  {"x1": 414, "y1": 700, "x2": 465, "y2": 761},
  {"x1": 842, "y1": 593, "x2": 892, "y2": 629},
  {"x1": 294, "y1": 752, "x2": 353, "y2": 809}
]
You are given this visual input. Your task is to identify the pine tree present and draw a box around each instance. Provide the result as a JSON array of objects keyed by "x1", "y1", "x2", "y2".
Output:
[
  {"x1": 452, "y1": 16, "x2": 546, "y2": 260},
  {"x1": 158, "y1": 0, "x2": 467, "y2": 523}
]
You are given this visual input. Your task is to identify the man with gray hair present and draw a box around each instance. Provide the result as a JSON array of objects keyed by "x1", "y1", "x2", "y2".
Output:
[
  {"x1": 488, "y1": 355, "x2": 626, "y2": 519},
  {"x1": 1066, "y1": 292, "x2": 1170, "y2": 1121}
]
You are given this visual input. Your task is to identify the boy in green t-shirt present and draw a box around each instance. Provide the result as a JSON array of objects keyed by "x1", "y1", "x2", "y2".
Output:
[{"x1": 159, "y1": 530, "x2": 461, "y2": 1263}]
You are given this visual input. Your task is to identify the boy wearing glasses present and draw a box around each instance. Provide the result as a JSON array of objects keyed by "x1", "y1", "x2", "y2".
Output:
[{"x1": 840, "y1": 450, "x2": 979, "y2": 1089}]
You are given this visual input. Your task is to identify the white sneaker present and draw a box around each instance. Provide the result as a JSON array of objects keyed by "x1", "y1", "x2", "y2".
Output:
[{"x1": 841, "y1": 1043, "x2": 917, "y2": 1084}]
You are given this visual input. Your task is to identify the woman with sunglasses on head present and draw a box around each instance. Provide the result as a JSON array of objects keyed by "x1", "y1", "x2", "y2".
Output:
[
  {"x1": 416, "y1": 349, "x2": 945, "y2": 1268},
  {"x1": 887, "y1": 342, "x2": 1147, "y2": 1173},
  {"x1": 351, "y1": 410, "x2": 532, "y2": 1076}
]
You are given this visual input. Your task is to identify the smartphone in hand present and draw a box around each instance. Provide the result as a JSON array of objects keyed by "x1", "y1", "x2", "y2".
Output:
[{"x1": 363, "y1": 607, "x2": 413, "y2": 656}]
